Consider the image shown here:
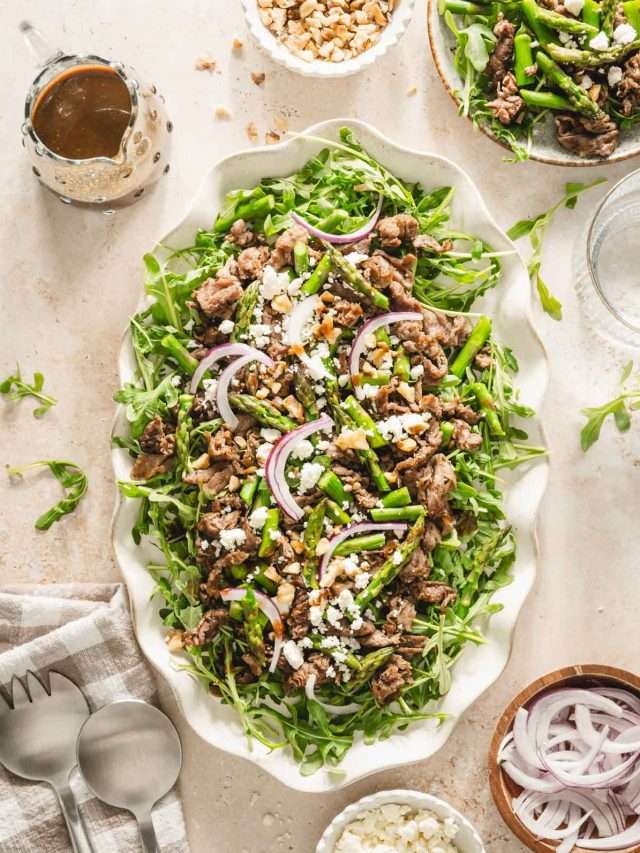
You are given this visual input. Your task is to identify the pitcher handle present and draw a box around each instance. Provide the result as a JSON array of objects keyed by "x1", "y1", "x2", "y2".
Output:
[{"x1": 19, "y1": 21, "x2": 64, "y2": 67}]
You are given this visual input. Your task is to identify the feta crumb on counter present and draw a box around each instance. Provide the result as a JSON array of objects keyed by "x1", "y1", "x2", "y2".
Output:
[{"x1": 335, "y1": 803, "x2": 460, "y2": 853}]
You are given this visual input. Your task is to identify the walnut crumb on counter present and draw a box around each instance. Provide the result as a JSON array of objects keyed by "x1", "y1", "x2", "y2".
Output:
[
  {"x1": 246, "y1": 122, "x2": 259, "y2": 143},
  {"x1": 265, "y1": 130, "x2": 281, "y2": 145},
  {"x1": 251, "y1": 71, "x2": 266, "y2": 85},
  {"x1": 232, "y1": 37, "x2": 244, "y2": 50},
  {"x1": 195, "y1": 56, "x2": 217, "y2": 72},
  {"x1": 215, "y1": 106, "x2": 232, "y2": 120}
]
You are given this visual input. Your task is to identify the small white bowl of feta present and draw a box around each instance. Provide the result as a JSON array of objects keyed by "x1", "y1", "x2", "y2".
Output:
[{"x1": 316, "y1": 789, "x2": 486, "y2": 853}]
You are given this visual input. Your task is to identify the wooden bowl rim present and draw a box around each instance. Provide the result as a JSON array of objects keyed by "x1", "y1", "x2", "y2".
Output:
[{"x1": 488, "y1": 664, "x2": 640, "y2": 853}]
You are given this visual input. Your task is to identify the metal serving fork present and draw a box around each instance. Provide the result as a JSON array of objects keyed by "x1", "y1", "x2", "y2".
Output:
[{"x1": 0, "y1": 670, "x2": 95, "y2": 853}]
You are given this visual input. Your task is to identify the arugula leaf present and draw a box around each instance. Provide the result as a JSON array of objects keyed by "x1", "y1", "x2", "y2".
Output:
[
  {"x1": 0, "y1": 365, "x2": 56, "y2": 418},
  {"x1": 509, "y1": 179, "x2": 606, "y2": 320},
  {"x1": 6, "y1": 460, "x2": 88, "y2": 530},
  {"x1": 580, "y1": 361, "x2": 640, "y2": 450}
]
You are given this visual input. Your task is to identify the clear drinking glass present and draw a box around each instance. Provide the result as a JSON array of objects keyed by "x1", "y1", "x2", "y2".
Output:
[
  {"x1": 586, "y1": 169, "x2": 640, "y2": 341},
  {"x1": 20, "y1": 23, "x2": 172, "y2": 211}
]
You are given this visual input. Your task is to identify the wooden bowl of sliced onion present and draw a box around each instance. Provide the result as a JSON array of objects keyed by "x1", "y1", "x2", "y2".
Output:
[{"x1": 489, "y1": 665, "x2": 640, "y2": 853}]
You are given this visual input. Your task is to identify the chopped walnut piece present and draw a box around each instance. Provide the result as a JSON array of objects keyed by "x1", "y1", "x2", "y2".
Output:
[
  {"x1": 232, "y1": 37, "x2": 244, "y2": 50},
  {"x1": 165, "y1": 630, "x2": 184, "y2": 652},
  {"x1": 336, "y1": 428, "x2": 369, "y2": 451},
  {"x1": 246, "y1": 122, "x2": 259, "y2": 143},
  {"x1": 215, "y1": 106, "x2": 232, "y2": 120},
  {"x1": 251, "y1": 71, "x2": 266, "y2": 86},
  {"x1": 265, "y1": 130, "x2": 281, "y2": 145},
  {"x1": 195, "y1": 57, "x2": 217, "y2": 72}
]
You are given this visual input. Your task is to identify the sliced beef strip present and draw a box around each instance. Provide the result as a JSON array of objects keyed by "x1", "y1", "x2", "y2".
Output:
[
  {"x1": 397, "y1": 635, "x2": 427, "y2": 658},
  {"x1": 396, "y1": 452, "x2": 456, "y2": 517},
  {"x1": 270, "y1": 225, "x2": 308, "y2": 270},
  {"x1": 359, "y1": 629, "x2": 400, "y2": 649},
  {"x1": 289, "y1": 588, "x2": 311, "y2": 639},
  {"x1": 386, "y1": 596, "x2": 417, "y2": 632},
  {"x1": 227, "y1": 219, "x2": 255, "y2": 247},
  {"x1": 408, "y1": 580, "x2": 457, "y2": 609},
  {"x1": 555, "y1": 113, "x2": 619, "y2": 158},
  {"x1": 617, "y1": 52, "x2": 640, "y2": 116},
  {"x1": 332, "y1": 464, "x2": 378, "y2": 509},
  {"x1": 453, "y1": 419, "x2": 483, "y2": 452},
  {"x1": 442, "y1": 399, "x2": 481, "y2": 424},
  {"x1": 333, "y1": 299, "x2": 364, "y2": 327},
  {"x1": 376, "y1": 214, "x2": 418, "y2": 248},
  {"x1": 413, "y1": 234, "x2": 453, "y2": 253},
  {"x1": 371, "y1": 654, "x2": 413, "y2": 704},
  {"x1": 198, "y1": 509, "x2": 241, "y2": 539},
  {"x1": 183, "y1": 608, "x2": 229, "y2": 646},
  {"x1": 183, "y1": 463, "x2": 234, "y2": 496},
  {"x1": 487, "y1": 19, "x2": 516, "y2": 87},
  {"x1": 423, "y1": 521, "x2": 442, "y2": 553},
  {"x1": 139, "y1": 416, "x2": 176, "y2": 455},
  {"x1": 194, "y1": 275, "x2": 244, "y2": 320},
  {"x1": 131, "y1": 452, "x2": 174, "y2": 480},
  {"x1": 236, "y1": 246, "x2": 270, "y2": 282},
  {"x1": 399, "y1": 547, "x2": 430, "y2": 585},
  {"x1": 284, "y1": 653, "x2": 332, "y2": 693}
]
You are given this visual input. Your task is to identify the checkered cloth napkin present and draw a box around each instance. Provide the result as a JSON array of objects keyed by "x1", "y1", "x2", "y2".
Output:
[{"x1": 0, "y1": 584, "x2": 190, "y2": 853}]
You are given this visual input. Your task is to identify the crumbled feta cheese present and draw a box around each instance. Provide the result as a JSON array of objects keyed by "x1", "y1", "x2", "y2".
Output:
[
  {"x1": 309, "y1": 605, "x2": 324, "y2": 627},
  {"x1": 282, "y1": 640, "x2": 304, "y2": 670},
  {"x1": 392, "y1": 549, "x2": 403, "y2": 566},
  {"x1": 558, "y1": 29, "x2": 572, "y2": 43},
  {"x1": 256, "y1": 442, "x2": 273, "y2": 464},
  {"x1": 608, "y1": 65, "x2": 624, "y2": 86},
  {"x1": 260, "y1": 428, "x2": 280, "y2": 443},
  {"x1": 326, "y1": 665, "x2": 337, "y2": 678},
  {"x1": 589, "y1": 31, "x2": 610, "y2": 50},
  {"x1": 219, "y1": 319, "x2": 235, "y2": 335},
  {"x1": 338, "y1": 374, "x2": 349, "y2": 387},
  {"x1": 580, "y1": 73, "x2": 594, "y2": 89},
  {"x1": 344, "y1": 251, "x2": 369, "y2": 265},
  {"x1": 202, "y1": 378, "x2": 218, "y2": 404},
  {"x1": 614, "y1": 22, "x2": 637, "y2": 43},
  {"x1": 320, "y1": 635, "x2": 340, "y2": 649},
  {"x1": 354, "y1": 571, "x2": 371, "y2": 590},
  {"x1": 300, "y1": 636, "x2": 313, "y2": 649},
  {"x1": 287, "y1": 277, "x2": 302, "y2": 297},
  {"x1": 410, "y1": 363, "x2": 424, "y2": 380},
  {"x1": 337, "y1": 589, "x2": 355, "y2": 611},
  {"x1": 249, "y1": 506, "x2": 269, "y2": 531},
  {"x1": 305, "y1": 353, "x2": 328, "y2": 380},
  {"x1": 261, "y1": 264, "x2": 290, "y2": 299},
  {"x1": 325, "y1": 605, "x2": 342, "y2": 627},
  {"x1": 564, "y1": 0, "x2": 584, "y2": 14},
  {"x1": 335, "y1": 804, "x2": 460, "y2": 853},
  {"x1": 249, "y1": 323, "x2": 271, "y2": 348},
  {"x1": 298, "y1": 461, "x2": 324, "y2": 493},
  {"x1": 290, "y1": 439, "x2": 314, "y2": 460},
  {"x1": 219, "y1": 528, "x2": 246, "y2": 551}
]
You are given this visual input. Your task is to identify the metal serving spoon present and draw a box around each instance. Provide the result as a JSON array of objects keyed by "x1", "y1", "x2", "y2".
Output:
[
  {"x1": 76, "y1": 700, "x2": 182, "y2": 853},
  {"x1": 0, "y1": 670, "x2": 94, "y2": 853}
]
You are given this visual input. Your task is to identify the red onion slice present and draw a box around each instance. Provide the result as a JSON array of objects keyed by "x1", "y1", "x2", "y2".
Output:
[
  {"x1": 264, "y1": 415, "x2": 333, "y2": 521},
  {"x1": 216, "y1": 351, "x2": 274, "y2": 429},
  {"x1": 220, "y1": 587, "x2": 284, "y2": 673},
  {"x1": 190, "y1": 342, "x2": 258, "y2": 393},
  {"x1": 284, "y1": 294, "x2": 329, "y2": 380},
  {"x1": 305, "y1": 673, "x2": 362, "y2": 716},
  {"x1": 577, "y1": 819, "x2": 640, "y2": 849},
  {"x1": 501, "y1": 760, "x2": 565, "y2": 793},
  {"x1": 319, "y1": 521, "x2": 408, "y2": 583},
  {"x1": 349, "y1": 312, "x2": 423, "y2": 386},
  {"x1": 291, "y1": 195, "x2": 383, "y2": 245}
]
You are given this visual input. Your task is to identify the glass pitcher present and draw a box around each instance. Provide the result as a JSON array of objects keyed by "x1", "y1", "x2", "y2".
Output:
[{"x1": 20, "y1": 22, "x2": 172, "y2": 211}]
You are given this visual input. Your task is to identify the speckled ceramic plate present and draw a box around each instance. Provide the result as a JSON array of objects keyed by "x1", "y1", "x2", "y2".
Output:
[
  {"x1": 111, "y1": 118, "x2": 550, "y2": 793},
  {"x1": 426, "y1": 0, "x2": 640, "y2": 166}
]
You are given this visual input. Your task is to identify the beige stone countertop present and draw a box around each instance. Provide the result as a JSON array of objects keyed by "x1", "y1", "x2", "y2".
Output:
[{"x1": 2, "y1": 2, "x2": 640, "y2": 851}]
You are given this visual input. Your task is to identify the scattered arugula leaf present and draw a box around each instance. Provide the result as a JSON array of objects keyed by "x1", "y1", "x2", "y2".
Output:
[
  {"x1": 0, "y1": 365, "x2": 56, "y2": 418},
  {"x1": 6, "y1": 460, "x2": 88, "y2": 530},
  {"x1": 580, "y1": 360, "x2": 640, "y2": 451},
  {"x1": 508, "y1": 179, "x2": 606, "y2": 321}
]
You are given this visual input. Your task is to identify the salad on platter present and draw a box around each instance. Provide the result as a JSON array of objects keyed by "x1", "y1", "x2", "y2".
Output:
[
  {"x1": 436, "y1": 0, "x2": 640, "y2": 160},
  {"x1": 115, "y1": 128, "x2": 545, "y2": 774}
]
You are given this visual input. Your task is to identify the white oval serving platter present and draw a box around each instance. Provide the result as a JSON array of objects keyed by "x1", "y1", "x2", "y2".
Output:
[{"x1": 111, "y1": 118, "x2": 549, "y2": 793}]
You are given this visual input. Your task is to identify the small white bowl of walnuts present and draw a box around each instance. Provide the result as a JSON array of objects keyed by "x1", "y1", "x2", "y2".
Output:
[{"x1": 240, "y1": 0, "x2": 416, "y2": 78}]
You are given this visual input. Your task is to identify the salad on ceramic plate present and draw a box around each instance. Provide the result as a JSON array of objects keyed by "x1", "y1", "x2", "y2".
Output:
[{"x1": 111, "y1": 119, "x2": 549, "y2": 791}]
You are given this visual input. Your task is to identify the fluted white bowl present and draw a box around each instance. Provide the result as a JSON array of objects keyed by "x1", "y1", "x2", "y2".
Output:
[
  {"x1": 316, "y1": 789, "x2": 486, "y2": 852},
  {"x1": 240, "y1": 0, "x2": 416, "y2": 78}
]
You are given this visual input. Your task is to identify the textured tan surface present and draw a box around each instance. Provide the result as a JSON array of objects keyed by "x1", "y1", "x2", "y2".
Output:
[{"x1": 1, "y1": 3, "x2": 639, "y2": 852}]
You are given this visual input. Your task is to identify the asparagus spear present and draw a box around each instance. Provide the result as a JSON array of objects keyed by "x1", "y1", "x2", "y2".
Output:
[
  {"x1": 520, "y1": 89, "x2": 576, "y2": 112},
  {"x1": 175, "y1": 394, "x2": 194, "y2": 473},
  {"x1": 472, "y1": 382, "x2": 505, "y2": 437},
  {"x1": 326, "y1": 246, "x2": 390, "y2": 311},
  {"x1": 214, "y1": 194, "x2": 275, "y2": 234},
  {"x1": 514, "y1": 28, "x2": 537, "y2": 88},
  {"x1": 160, "y1": 334, "x2": 199, "y2": 374},
  {"x1": 536, "y1": 52, "x2": 602, "y2": 117},
  {"x1": 601, "y1": 0, "x2": 616, "y2": 35},
  {"x1": 440, "y1": 420, "x2": 455, "y2": 448},
  {"x1": 316, "y1": 209, "x2": 349, "y2": 232},
  {"x1": 370, "y1": 506, "x2": 426, "y2": 523},
  {"x1": 355, "y1": 515, "x2": 425, "y2": 610},
  {"x1": 227, "y1": 393, "x2": 298, "y2": 432},
  {"x1": 240, "y1": 476, "x2": 258, "y2": 506},
  {"x1": 334, "y1": 533, "x2": 386, "y2": 556},
  {"x1": 545, "y1": 38, "x2": 640, "y2": 67},
  {"x1": 381, "y1": 486, "x2": 411, "y2": 508},
  {"x1": 318, "y1": 470, "x2": 353, "y2": 506},
  {"x1": 456, "y1": 527, "x2": 512, "y2": 616},
  {"x1": 623, "y1": 0, "x2": 640, "y2": 33},
  {"x1": 449, "y1": 317, "x2": 492, "y2": 379},
  {"x1": 231, "y1": 281, "x2": 259, "y2": 342},
  {"x1": 301, "y1": 253, "x2": 332, "y2": 296},
  {"x1": 344, "y1": 647, "x2": 395, "y2": 692},
  {"x1": 258, "y1": 508, "x2": 281, "y2": 557},
  {"x1": 583, "y1": 0, "x2": 601, "y2": 28},
  {"x1": 343, "y1": 395, "x2": 388, "y2": 448},
  {"x1": 325, "y1": 499, "x2": 351, "y2": 526},
  {"x1": 303, "y1": 499, "x2": 327, "y2": 589},
  {"x1": 293, "y1": 241, "x2": 310, "y2": 276},
  {"x1": 442, "y1": 0, "x2": 491, "y2": 12},
  {"x1": 522, "y1": 0, "x2": 554, "y2": 43},
  {"x1": 393, "y1": 347, "x2": 411, "y2": 382},
  {"x1": 241, "y1": 588, "x2": 266, "y2": 664},
  {"x1": 294, "y1": 370, "x2": 319, "y2": 421},
  {"x1": 535, "y1": 5, "x2": 599, "y2": 35}
]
